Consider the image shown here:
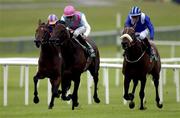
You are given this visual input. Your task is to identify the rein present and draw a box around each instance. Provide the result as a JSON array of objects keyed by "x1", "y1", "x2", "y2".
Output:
[{"x1": 124, "y1": 50, "x2": 146, "y2": 63}]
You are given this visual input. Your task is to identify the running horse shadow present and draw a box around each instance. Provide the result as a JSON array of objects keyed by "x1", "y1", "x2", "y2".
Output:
[
  {"x1": 33, "y1": 20, "x2": 62, "y2": 109},
  {"x1": 49, "y1": 21, "x2": 100, "y2": 110},
  {"x1": 120, "y1": 27, "x2": 163, "y2": 110}
]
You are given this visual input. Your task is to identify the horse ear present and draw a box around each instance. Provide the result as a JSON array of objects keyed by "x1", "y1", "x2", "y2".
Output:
[{"x1": 38, "y1": 19, "x2": 42, "y2": 25}]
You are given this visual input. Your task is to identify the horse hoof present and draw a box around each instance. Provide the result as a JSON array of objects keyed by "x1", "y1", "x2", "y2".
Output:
[
  {"x1": 61, "y1": 95, "x2": 71, "y2": 101},
  {"x1": 48, "y1": 103, "x2": 54, "y2": 109},
  {"x1": 129, "y1": 101, "x2": 135, "y2": 109},
  {"x1": 48, "y1": 106, "x2": 53, "y2": 109},
  {"x1": 72, "y1": 102, "x2": 79, "y2": 110},
  {"x1": 33, "y1": 96, "x2": 39, "y2": 104},
  {"x1": 139, "y1": 107, "x2": 147, "y2": 110},
  {"x1": 157, "y1": 103, "x2": 163, "y2": 109},
  {"x1": 94, "y1": 97, "x2": 100, "y2": 103},
  {"x1": 74, "y1": 102, "x2": 79, "y2": 107},
  {"x1": 72, "y1": 106, "x2": 74, "y2": 110}
]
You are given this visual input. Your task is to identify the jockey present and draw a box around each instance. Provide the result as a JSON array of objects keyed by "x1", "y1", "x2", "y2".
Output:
[
  {"x1": 125, "y1": 6, "x2": 157, "y2": 61},
  {"x1": 47, "y1": 14, "x2": 58, "y2": 35},
  {"x1": 60, "y1": 5, "x2": 95, "y2": 58}
]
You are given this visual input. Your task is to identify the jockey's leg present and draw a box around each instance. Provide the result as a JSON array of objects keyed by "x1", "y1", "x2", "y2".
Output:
[
  {"x1": 77, "y1": 35, "x2": 95, "y2": 58},
  {"x1": 143, "y1": 38, "x2": 157, "y2": 61}
]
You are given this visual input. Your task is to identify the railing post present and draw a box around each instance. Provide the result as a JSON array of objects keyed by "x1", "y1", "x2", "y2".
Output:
[
  {"x1": 115, "y1": 68, "x2": 120, "y2": 87},
  {"x1": 103, "y1": 67, "x2": 109, "y2": 104},
  {"x1": 174, "y1": 69, "x2": 180, "y2": 102},
  {"x1": 25, "y1": 65, "x2": 29, "y2": 105},
  {"x1": 3, "y1": 64, "x2": 8, "y2": 106},
  {"x1": 19, "y1": 65, "x2": 24, "y2": 88},
  {"x1": 163, "y1": 69, "x2": 166, "y2": 85},
  {"x1": 47, "y1": 79, "x2": 51, "y2": 105},
  {"x1": 87, "y1": 71, "x2": 93, "y2": 104}
]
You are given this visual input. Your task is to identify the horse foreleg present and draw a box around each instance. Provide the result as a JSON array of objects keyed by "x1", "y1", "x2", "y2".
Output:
[
  {"x1": 123, "y1": 76, "x2": 131, "y2": 100},
  {"x1": 128, "y1": 79, "x2": 138, "y2": 109},
  {"x1": 153, "y1": 75, "x2": 163, "y2": 109},
  {"x1": 139, "y1": 78, "x2": 147, "y2": 110},
  {"x1": 71, "y1": 77, "x2": 80, "y2": 110},
  {"x1": 48, "y1": 78, "x2": 61, "y2": 109},
  {"x1": 61, "y1": 76, "x2": 71, "y2": 101},
  {"x1": 129, "y1": 79, "x2": 138, "y2": 100},
  {"x1": 33, "y1": 75, "x2": 39, "y2": 104}
]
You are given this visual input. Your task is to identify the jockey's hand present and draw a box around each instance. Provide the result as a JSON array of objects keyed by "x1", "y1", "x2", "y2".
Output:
[
  {"x1": 73, "y1": 30, "x2": 80, "y2": 38},
  {"x1": 69, "y1": 29, "x2": 74, "y2": 34},
  {"x1": 66, "y1": 27, "x2": 74, "y2": 33},
  {"x1": 135, "y1": 33, "x2": 140, "y2": 38}
]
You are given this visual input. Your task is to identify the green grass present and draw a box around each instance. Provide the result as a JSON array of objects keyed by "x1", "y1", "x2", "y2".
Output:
[
  {"x1": 0, "y1": 45, "x2": 180, "y2": 118},
  {"x1": 0, "y1": 64, "x2": 180, "y2": 118}
]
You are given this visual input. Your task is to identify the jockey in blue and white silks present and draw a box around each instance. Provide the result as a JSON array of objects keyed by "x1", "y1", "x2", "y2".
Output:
[
  {"x1": 125, "y1": 6, "x2": 157, "y2": 61},
  {"x1": 60, "y1": 5, "x2": 95, "y2": 58}
]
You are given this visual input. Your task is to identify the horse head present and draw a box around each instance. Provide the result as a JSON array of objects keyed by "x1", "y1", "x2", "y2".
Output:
[
  {"x1": 34, "y1": 20, "x2": 50, "y2": 48},
  {"x1": 50, "y1": 20, "x2": 70, "y2": 46},
  {"x1": 120, "y1": 27, "x2": 136, "y2": 50},
  {"x1": 120, "y1": 27, "x2": 146, "y2": 63}
]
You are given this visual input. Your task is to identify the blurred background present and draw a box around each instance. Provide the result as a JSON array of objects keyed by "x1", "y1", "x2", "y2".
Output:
[
  {"x1": 0, "y1": 0, "x2": 180, "y2": 118},
  {"x1": 0, "y1": 0, "x2": 180, "y2": 58}
]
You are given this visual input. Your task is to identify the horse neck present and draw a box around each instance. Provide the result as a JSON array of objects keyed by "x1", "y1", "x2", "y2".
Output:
[
  {"x1": 126, "y1": 41, "x2": 144, "y2": 60},
  {"x1": 61, "y1": 37, "x2": 87, "y2": 67},
  {"x1": 61, "y1": 38, "x2": 77, "y2": 59},
  {"x1": 41, "y1": 43, "x2": 59, "y2": 57}
]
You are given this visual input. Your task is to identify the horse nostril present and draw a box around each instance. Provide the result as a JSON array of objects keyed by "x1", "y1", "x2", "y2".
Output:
[{"x1": 121, "y1": 42, "x2": 128, "y2": 49}]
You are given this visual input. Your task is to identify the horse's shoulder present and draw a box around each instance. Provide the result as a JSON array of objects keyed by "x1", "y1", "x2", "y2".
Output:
[
  {"x1": 85, "y1": 37, "x2": 96, "y2": 48},
  {"x1": 149, "y1": 40, "x2": 156, "y2": 48}
]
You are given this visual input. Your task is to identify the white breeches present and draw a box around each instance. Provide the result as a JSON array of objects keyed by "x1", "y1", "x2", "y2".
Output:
[{"x1": 135, "y1": 29, "x2": 149, "y2": 40}]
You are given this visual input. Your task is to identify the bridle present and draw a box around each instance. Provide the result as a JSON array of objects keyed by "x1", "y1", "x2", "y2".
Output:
[
  {"x1": 51, "y1": 24, "x2": 71, "y2": 46},
  {"x1": 120, "y1": 28, "x2": 146, "y2": 63},
  {"x1": 124, "y1": 50, "x2": 146, "y2": 63},
  {"x1": 36, "y1": 24, "x2": 50, "y2": 44}
]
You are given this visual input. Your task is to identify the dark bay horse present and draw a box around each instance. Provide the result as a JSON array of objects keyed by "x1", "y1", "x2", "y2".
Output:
[
  {"x1": 120, "y1": 27, "x2": 163, "y2": 110},
  {"x1": 50, "y1": 22, "x2": 100, "y2": 110},
  {"x1": 34, "y1": 20, "x2": 62, "y2": 109}
]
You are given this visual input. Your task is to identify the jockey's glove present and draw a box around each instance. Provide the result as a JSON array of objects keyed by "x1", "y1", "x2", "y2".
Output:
[{"x1": 73, "y1": 30, "x2": 80, "y2": 38}]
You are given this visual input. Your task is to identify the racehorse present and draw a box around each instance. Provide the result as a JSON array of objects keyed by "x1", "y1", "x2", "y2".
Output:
[
  {"x1": 33, "y1": 20, "x2": 62, "y2": 109},
  {"x1": 49, "y1": 21, "x2": 100, "y2": 110},
  {"x1": 120, "y1": 27, "x2": 163, "y2": 110}
]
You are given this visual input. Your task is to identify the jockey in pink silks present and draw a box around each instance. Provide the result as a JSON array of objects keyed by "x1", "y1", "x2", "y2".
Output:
[{"x1": 61, "y1": 5, "x2": 95, "y2": 58}]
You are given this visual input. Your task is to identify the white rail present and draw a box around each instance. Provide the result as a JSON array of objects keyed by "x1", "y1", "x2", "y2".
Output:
[{"x1": 0, "y1": 58, "x2": 180, "y2": 106}]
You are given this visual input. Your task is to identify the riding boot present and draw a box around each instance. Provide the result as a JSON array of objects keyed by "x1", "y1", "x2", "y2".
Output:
[
  {"x1": 77, "y1": 35, "x2": 96, "y2": 58},
  {"x1": 143, "y1": 38, "x2": 158, "y2": 62},
  {"x1": 75, "y1": 35, "x2": 95, "y2": 71}
]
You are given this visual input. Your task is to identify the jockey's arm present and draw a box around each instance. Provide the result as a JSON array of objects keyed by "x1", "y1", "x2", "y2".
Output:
[
  {"x1": 124, "y1": 15, "x2": 132, "y2": 27},
  {"x1": 60, "y1": 15, "x2": 65, "y2": 22},
  {"x1": 73, "y1": 26, "x2": 86, "y2": 37},
  {"x1": 81, "y1": 13, "x2": 91, "y2": 37},
  {"x1": 145, "y1": 16, "x2": 154, "y2": 40}
]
